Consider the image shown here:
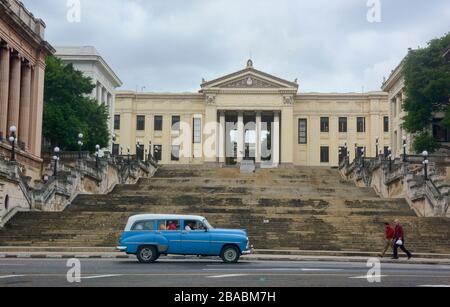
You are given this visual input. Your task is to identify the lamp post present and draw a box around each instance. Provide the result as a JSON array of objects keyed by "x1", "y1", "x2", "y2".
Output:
[
  {"x1": 402, "y1": 136, "x2": 407, "y2": 162},
  {"x1": 53, "y1": 147, "x2": 60, "y2": 177},
  {"x1": 354, "y1": 143, "x2": 358, "y2": 162},
  {"x1": 120, "y1": 146, "x2": 123, "y2": 156},
  {"x1": 127, "y1": 146, "x2": 130, "y2": 165},
  {"x1": 95, "y1": 145, "x2": 100, "y2": 169},
  {"x1": 148, "y1": 141, "x2": 152, "y2": 161},
  {"x1": 136, "y1": 141, "x2": 141, "y2": 161},
  {"x1": 422, "y1": 150, "x2": 429, "y2": 180},
  {"x1": 375, "y1": 138, "x2": 379, "y2": 158},
  {"x1": 387, "y1": 147, "x2": 392, "y2": 171},
  {"x1": 112, "y1": 134, "x2": 117, "y2": 157},
  {"x1": 77, "y1": 133, "x2": 84, "y2": 159},
  {"x1": 361, "y1": 148, "x2": 365, "y2": 167},
  {"x1": 8, "y1": 126, "x2": 17, "y2": 162}
]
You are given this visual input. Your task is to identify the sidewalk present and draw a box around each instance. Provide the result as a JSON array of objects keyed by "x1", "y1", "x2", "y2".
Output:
[{"x1": 1, "y1": 247, "x2": 449, "y2": 265}]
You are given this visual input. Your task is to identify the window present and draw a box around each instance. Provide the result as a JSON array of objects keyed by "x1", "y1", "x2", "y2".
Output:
[
  {"x1": 357, "y1": 117, "x2": 365, "y2": 133},
  {"x1": 172, "y1": 116, "x2": 180, "y2": 131},
  {"x1": 112, "y1": 144, "x2": 120, "y2": 156},
  {"x1": 157, "y1": 220, "x2": 181, "y2": 231},
  {"x1": 339, "y1": 117, "x2": 347, "y2": 133},
  {"x1": 298, "y1": 119, "x2": 307, "y2": 144},
  {"x1": 193, "y1": 118, "x2": 202, "y2": 144},
  {"x1": 384, "y1": 146, "x2": 390, "y2": 157},
  {"x1": 136, "y1": 115, "x2": 145, "y2": 131},
  {"x1": 171, "y1": 145, "x2": 180, "y2": 161},
  {"x1": 153, "y1": 145, "x2": 162, "y2": 161},
  {"x1": 320, "y1": 117, "x2": 329, "y2": 133},
  {"x1": 320, "y1": 146, "x2": 329, "y2": 163},
  {"x1": 114, "y1": 115, "x2": 120, "y2": 130},
  {"x1": 384, "y1": 117, "x2": 389, "y2": 133},
  {"x1": 132, "y1": 220, "x2": 155, "y2": 231},
  {"x1": 184, "y1": 220, "x2": 207, "y2": 231},
  {"x1": 154, "y1": 116, "x2": 163, "y2": 131}
]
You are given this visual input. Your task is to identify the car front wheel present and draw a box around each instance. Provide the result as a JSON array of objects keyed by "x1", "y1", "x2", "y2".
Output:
[
  {"x1": 137, "y1": 246, "x2": 158, "y2": 263},
  {"x1": 220, "y1": 245, "x2": 240, "y2": 263}
]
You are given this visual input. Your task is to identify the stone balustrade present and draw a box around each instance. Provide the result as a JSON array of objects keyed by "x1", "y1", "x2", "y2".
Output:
[
  {"x1": 340, "y1": 155, "x2": 450, "y2": 217},
  {"x1": 0, "y1": 154, "x2": 158, "y2": 227}
]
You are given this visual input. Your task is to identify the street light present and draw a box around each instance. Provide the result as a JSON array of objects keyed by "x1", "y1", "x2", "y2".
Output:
[
  {"x1": 375, "y1": 138, "x2": 379, "y2": 158},
  {"x1": 361, "y1": 147, "x2": 365, "y2": 167},
  {"x1": 387, "y1": 147, "x2": 392, "y2": 171},
  {"x1": 95, "y1": 144, "x2": 100, "y2": 169},
  {"x1": 402, "y1": 136, "x2": 407, "y2": 162},
  {"x1": 354, "y1": 143, "x2": 358, "y2": 161},
  {"x1": 136, "y1": 141, "x2": 141, "y2": 161},
  {"x1": 77, "y1": 133, "x2": 84, "y2": 159},
  {"x1": 112, "y1": 134, "x2": 117, "y2": 156},
  {"x1": 53, "y1": 147, "x2": 60, "y2": 176},
  {"x1": 8, "y1": 125, "x2": 17, "y2": 162},
  {"x1": 148, "y1": 141, "x2": 152, "y2": 161},
  {"x1": 127, "y1": 146, "x2": 131, "y2": 165},
  {"x1": 422, "y1": 150, "x2": 429, "y2": 180}
]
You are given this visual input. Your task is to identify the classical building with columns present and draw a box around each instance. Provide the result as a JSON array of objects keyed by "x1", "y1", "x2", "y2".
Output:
[
  {"x1": 0, "y1": 0, "x2": 54, "y2": 177},
  {"x1": 55, "y1": 46, "x2": 123, "y2": 143},
  {"x1": 115, "y1": 60, "x2": 390, "y2": 167}
]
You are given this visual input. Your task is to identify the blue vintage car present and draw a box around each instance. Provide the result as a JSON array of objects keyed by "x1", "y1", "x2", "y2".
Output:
[{"x1": 117, "y1": 214, "x2": 253, "y2": 263}]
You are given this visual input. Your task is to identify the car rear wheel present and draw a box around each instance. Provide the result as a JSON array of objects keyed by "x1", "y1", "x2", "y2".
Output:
[
  {"x1": 137, "y1": 246, "x2": 158, "y2": 263},
  {"x1": 220, "y1": 245, "x2": 240, "y2": 263}
]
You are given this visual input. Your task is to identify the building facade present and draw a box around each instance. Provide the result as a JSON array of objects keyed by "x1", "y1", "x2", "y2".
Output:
[
  {"x1": 55, "y1": 46, "x2": 123, "y2": 144},
  {"x1": 115, "y1": 60, "x2": 390, "y2": 167},
  {"x1": 0, "y1": 0, "x2": 54, "y2": 177}
]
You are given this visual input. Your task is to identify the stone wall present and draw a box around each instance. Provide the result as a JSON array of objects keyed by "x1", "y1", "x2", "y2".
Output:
[
  {"x1": 340, "y1": 155, "x2": 450, "y2": 217},
  {"x1": 0, "y1": 154, "x2": 157, "y2": 227}
]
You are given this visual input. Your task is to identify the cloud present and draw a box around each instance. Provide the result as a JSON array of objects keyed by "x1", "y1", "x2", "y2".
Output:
[{"x1": 21, "y1": 0, "x2": 450, "y2": 93}]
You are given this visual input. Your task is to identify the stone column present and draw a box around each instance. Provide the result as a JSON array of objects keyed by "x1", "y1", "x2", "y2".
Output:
[
  {"x1": 237, "y1": 112, "x2": 244, "y2": 163},
  {"x1": 29, "y1": 63, "x2": 45, "y2": 157},
  {"x1": 272, "y1": 111, "x2": 280, "y2": 166},
  {"x1": 19, "y1": 63, "x2": 32, "y2": 149},
  {"x1": 219, "y1": 111, "x2": 226, "y2": 163},
  {"x1": 0, "y1": 45, "x2": 10, "y2": 138},
  {"x1": 7, "y1": 53, "x2": 22, "y2": 133},
  {"x1": 256, "y1": 111, "x2": 262, "y2": 163}
]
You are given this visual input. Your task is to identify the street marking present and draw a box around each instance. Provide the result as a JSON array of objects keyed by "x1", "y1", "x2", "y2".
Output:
[
  {"x1": 207, "y1": 274, "x2": 249, "y2": 278},
  {"x1": 349, "y1": 275, "x2": 387, "y2": 279},
  {"x1": 418, "y1": 285, "x2": 450, "y2": 288},
  {"x1": 203, "y1": 268, "x2": 344, "y2": 272},
  {"x1": 81, "y1": 274, "x2": 122, "y2": 280},
  {"x1": 0, "y1": 275, "x2": 25, "y2": 279}
]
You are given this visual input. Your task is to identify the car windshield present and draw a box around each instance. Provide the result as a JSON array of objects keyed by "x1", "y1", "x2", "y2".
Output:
[{"x1": 203, "y1": 219, "x2": 213, "y2": 230}]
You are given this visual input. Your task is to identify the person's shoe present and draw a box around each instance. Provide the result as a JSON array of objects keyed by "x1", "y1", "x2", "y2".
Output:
[{"x1": 408, "y1": 254, "x2": 412, "y2": 260}]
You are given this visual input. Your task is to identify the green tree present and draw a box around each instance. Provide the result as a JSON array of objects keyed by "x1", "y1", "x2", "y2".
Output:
[
  {"x1": 402, "y1": 32, "x2": 450, "y2": 152},
  {"x1": 43, "y1": 56, "x2": 109, "y2": 152}
]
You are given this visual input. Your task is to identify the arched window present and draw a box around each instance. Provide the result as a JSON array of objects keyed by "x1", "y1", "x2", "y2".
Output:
[{"x1": 4, "y1": 195, "x2": 9, "y2": 211}]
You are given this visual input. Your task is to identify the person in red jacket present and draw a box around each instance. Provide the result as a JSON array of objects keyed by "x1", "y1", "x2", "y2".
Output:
[
  {"x1": 379, "y1": 222, "x2": 395, "y2": 258},
  {"x1": 392, "y1": 219, "x2": 412, "y2": 259}
]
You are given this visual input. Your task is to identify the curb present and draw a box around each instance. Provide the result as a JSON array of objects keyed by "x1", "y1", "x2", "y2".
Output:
[{"x1": 1, "y1": 252, "x2": 449, "y2": 265}]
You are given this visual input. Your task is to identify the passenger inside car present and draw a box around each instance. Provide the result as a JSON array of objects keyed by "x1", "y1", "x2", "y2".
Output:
[{"x1": 167, "y1": 220, "x2": 179, "y2": 231}]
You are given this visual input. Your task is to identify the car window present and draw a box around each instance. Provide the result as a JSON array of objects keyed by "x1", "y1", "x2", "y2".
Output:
[
  {"x1": 184, "y1": 220, "x2": 206, "y2": 231},
  {"x1": 157, "y1": 220, "x2": 180, "y2": 231},
  {"x1": 132, "y1": 220, "x2": 155, "y2": 231}
]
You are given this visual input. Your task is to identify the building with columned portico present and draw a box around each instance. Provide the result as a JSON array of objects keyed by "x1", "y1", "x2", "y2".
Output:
[
  {"x1": 115, "y1": 60, "x2": 390, "y2": 167},
  {"x1": 0, "y1": 0, "x2": 54, "y2": 178}
]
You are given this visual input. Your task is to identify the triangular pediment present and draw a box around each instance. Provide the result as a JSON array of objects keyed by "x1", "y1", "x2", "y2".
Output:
[{"x1": 201, "y1": 63, "x2": 298, "y2": 91}]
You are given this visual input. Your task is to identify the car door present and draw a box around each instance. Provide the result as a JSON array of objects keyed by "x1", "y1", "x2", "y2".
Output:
[
  {"x1": 156, "y1": 220, "x2": 182, "y2": 254},
  {"x1": 181, "y1": 220, "x2": 211, "y2": 255}
]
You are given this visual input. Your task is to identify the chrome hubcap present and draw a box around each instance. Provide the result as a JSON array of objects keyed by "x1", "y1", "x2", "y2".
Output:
[
  {"x1": 140, "y1": 248, "x2": 153, "y2": 261},
  {"x1": 224, "y1": 249, "x2": 237, "y2": 261}
]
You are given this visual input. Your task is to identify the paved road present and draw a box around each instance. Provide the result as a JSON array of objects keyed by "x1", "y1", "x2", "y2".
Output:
[{"x1": 0, "y1": 257, "x2": 450, "y2": 287}]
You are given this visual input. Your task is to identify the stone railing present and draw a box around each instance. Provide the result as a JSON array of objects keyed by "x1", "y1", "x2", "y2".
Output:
[
  {"x1": 0, "y1": 154, "x2": 158, "y2": 227},
  {"x1": 339, "y1": 155, "x2": 450, "y2": 217}
]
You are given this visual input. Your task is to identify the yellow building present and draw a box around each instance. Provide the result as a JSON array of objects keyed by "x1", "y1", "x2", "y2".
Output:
[{"x1": 115, "y1": 60, "x2": 390, "y2": 167}]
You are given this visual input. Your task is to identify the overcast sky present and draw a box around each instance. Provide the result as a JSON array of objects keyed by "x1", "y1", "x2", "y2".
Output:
[{"x1": 22, "y1": 0, "x2": 450, "y2": 93}]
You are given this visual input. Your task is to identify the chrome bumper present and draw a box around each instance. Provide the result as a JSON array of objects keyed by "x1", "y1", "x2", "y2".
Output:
[
  {"x1": 116, "y1": 246, "x2": 127, "y2": 252},
  {"x1": 242, "y1": 244, "x2": 254, "y2": 255}
]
